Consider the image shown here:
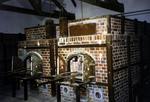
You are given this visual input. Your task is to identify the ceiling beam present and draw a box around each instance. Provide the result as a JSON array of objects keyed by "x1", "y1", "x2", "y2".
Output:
[
  {"x1": 80, "y1": 0, "x2": 124, "y2": 12},
  {"x1": 28, "y1": 0, "x2": 42, "y2": 14},
  {"x1": 0, "y1": 4, "x2": 75, "y2": 20},
  {"x1": 71, "y1": 0, "x2": 77, "y2": 7},
  {"x1": 50, "y1": 0, "x2": 67, "y2": 12}
]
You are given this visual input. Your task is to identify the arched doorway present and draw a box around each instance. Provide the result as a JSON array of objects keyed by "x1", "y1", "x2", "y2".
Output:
[
  {"x1": 24, "y1": 51, "x2": 43, "y2": 76},
  {"x1": 67, "y1": 53, "x2": 95, "y2": 81}
]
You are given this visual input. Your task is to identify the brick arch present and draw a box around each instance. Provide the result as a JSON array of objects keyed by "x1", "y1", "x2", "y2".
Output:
[
  {"x1": 66, "y1": 52, "x2": 95, "y2": 81},
  {"x1": 23, "y1": 51, "x2": 43, "y2": 75},
  {"x1": 24, "y1": 51, "x2": 43, "y2": 61},
  {"x1": 66, "y1": 51, "x2": 96, "y2": 61},
  {"x1": 66, "y1": 52, "x2": 95, "y2": 69}
]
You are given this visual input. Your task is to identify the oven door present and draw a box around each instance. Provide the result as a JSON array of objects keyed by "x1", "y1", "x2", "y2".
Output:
[
  {"x1": 24, "y1": 52, "x2": 43, "y2": 76},
  {"x1": 67, "y1": 53, "x2": 95, "y2": 82}
]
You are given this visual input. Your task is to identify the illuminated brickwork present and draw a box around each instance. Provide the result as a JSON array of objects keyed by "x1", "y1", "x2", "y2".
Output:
[
  {"x1": 18, "y1": 25, "x2": 58, "y2": 96},
  {"x1": 58, "y1": 46, "x2": 108, "y2": 84},
  {"x1": 68, "y1": 16, "x2": 108, "y2": 36},
  {"x1": 57, "y1": 34, "x2": 130, "y2": 102},
  {"x1": 57, "y1": 15, "x2": 142, "y2": 102},
  {"x1": 110, "y1": 17, "x2": 122, "y2": 34},
  {"x1": 58, "y1": 34, "x2": 107, "y2": 46},
  {"x1": 25, "y1": 26, "x2": 47, "y2": 40},
  {"x1": 112, "y1": 35, "x2": 128, "y2": 70},
  {"x1": 18, "y1": 15, "x2": 143, "y2": 102},
  {"x1": 18, "y1": 40, "x2": 56, "y2": 95}
]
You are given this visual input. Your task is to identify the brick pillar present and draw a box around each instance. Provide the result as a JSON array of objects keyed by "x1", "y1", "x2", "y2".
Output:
[
  {"x1": 45, "y1": 19, "x2": 56, "y2": 39},
  {"x1": 59, "y1": 17, "x2": 68, "y2": 37}
]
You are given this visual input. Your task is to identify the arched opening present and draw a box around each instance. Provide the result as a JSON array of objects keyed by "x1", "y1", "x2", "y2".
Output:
[
  {"x1": 67, "y1": 53, "x2": 95, "y2": 81},
  {"x1": 24, "y1": 51, "x2": 43, "y2": 76}
]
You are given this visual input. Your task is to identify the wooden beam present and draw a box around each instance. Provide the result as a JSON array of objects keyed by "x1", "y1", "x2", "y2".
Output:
[
  {"x1": 80, "y1": 0, "x2": 124, "y2": 12},
  {"x1": 0, "y1": 4, "x2": 75, "y2": 20},
  {"x1": 50, "y1": 0, "x2": 67, "y2": 12},
  {"x1": 50, "y1": 0, "x2": 73, "y2": 17},
  {"x1": 71, "y1": 0, "x2": 77, "y2": 7},
  {"x1": 28, "y1": 0, "x2": 42, "y2": 14}
]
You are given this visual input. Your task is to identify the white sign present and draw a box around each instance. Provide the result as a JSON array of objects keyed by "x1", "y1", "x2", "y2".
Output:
[
  {"x1": 94, "y1": 87, "x2": 104, "y2": 102},
  {"x1": 88, "y1": 85, "x2": 104, "y2": 102},
  {"x1": 60, "y1": 85, "x2": 76, "y2": 102}
]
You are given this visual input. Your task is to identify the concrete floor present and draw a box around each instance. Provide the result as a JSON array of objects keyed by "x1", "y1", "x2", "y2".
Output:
[
  {"x1": 0, "y1": 83, "x2": 150, "y2": 102},
  {"x1": 0, "y1": 85, "x2": 57, "y2": 102}
]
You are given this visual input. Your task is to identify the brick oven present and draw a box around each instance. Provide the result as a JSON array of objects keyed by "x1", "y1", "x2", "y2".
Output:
[
  {"x1": 57, "y1": 15, "x2": 142, "y2": 102},
  {"x1": 17, "y1": 15, "x2": 144, "y2": 102},
  {"x1": 18, "y1": 25, "x2": 57, "y2": 96}
]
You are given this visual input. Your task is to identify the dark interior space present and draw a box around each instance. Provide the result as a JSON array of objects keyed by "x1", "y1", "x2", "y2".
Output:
[{"x1": 0, "y1": 33, "x2": 25, "y2": 85}]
